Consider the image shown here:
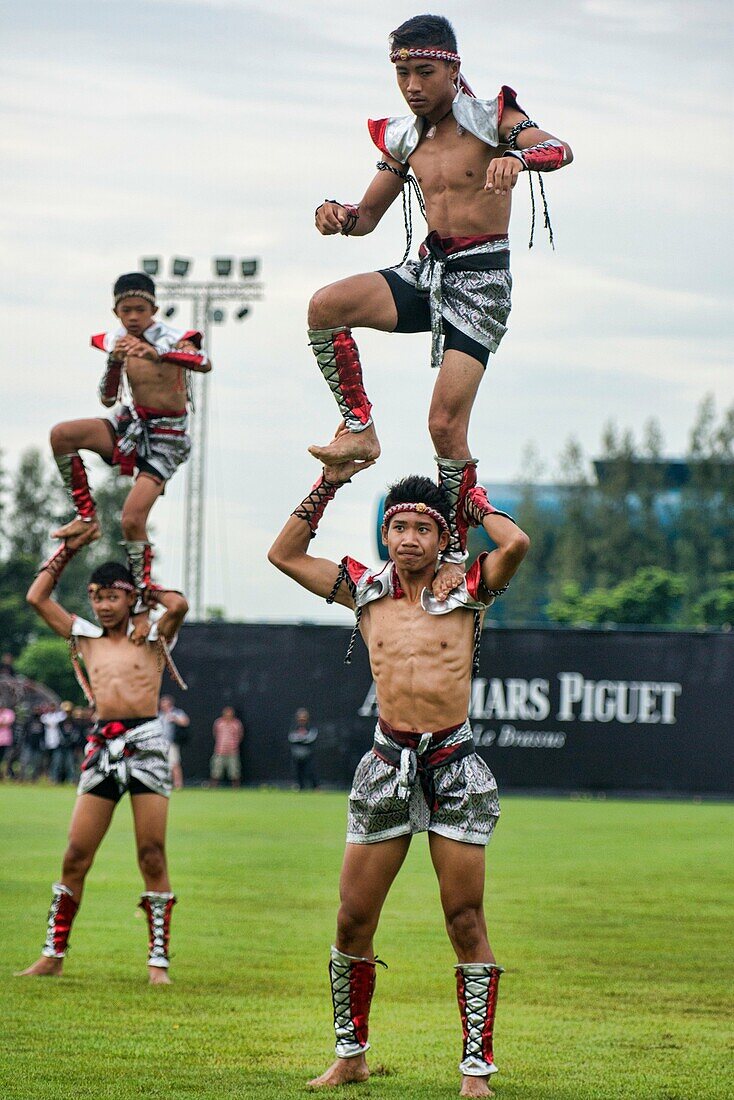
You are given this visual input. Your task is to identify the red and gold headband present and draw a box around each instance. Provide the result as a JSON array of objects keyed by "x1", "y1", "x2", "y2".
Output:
[
  {"x1": 383, "y1": 502, "x2": 449, "y2": 533},
  {"x1": 114, "y1": 289, "x2": 156, "y2": 307},
  {"x1": 88, "y1": 580, "x2": 136, "y2": 596},
  {"x1": 390, "y1": 47, "x2": 461, "y2": 64}
]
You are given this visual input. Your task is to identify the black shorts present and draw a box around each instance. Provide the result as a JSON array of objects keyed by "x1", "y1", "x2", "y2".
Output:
[
  {"x1": 379, "y1": 268, "x2": 491, "y2": 368},
  {"x1": 86, "y1": 774, "x2": 160, "y2": 803}
]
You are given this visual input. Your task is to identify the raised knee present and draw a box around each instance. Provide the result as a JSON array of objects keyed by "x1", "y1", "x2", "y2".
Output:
[
  {"x1": 137, "y1": 842, "x2": 166, "y2": 879},
  {"x1": 308, "y1": 286, "x2": 340, "y2": 330},
  {"x1": 50, "y1": 422, "x2": 74, "y2": 454},
  {"x1": 446, "y1": 906, "x2": 484, "y2": 953}
]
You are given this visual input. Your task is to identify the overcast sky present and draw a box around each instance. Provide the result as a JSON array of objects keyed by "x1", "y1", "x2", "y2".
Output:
[{"x1": 2, "y1": 0, "x2": 732, "y2": 623}]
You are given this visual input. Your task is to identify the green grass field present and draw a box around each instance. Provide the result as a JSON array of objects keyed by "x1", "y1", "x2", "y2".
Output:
[{"x1": 2, "y1": 787, "x2": 732, "y2": 1100}]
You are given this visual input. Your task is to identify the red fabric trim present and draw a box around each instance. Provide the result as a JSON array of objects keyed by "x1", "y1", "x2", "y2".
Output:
[
  {"x1": 349, "y1": 960, "x2": 376, "y2": 1047},
  {"x1": 343, "y1": 556, "x2": 369, "y2": 586},
  {"x1": 181, "y1": 330, "x2": 203, "y2": 348},
  {"x1": 160, "y1": 350, "x2": 207, "y2": 369},
  {"x1": 134, "y1": 405, "x2": 185, "y2": 419},
  {"x1": 466, "y1": 552, "x2": 489, "y2": 601},
  {"x1": 377, "y1": 717, "x2": 465, "y2": 745},
  {"x1": 498, "y1": 84, "x2": 526, "y2": 127},
  {"x1": 333, "y1": 329, "x2": 371, "y2": 426},
  {"x1": 90, "y1": 333, "x2": 108, "y2": 351},
  {"x1": 368, "y1": 118, "x2": 390, "y2": 157}
]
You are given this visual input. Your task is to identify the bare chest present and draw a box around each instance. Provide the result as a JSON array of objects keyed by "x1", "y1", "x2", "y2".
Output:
[
  {"x1": 409, "y1": 129, "x2": 497, "y2": 192},
  {"x1": 79, "y1": 637, "x2": 161, "y2": 688},
  {"x1": 363, "y1": 599, "x2": 473, "y2": 664}
]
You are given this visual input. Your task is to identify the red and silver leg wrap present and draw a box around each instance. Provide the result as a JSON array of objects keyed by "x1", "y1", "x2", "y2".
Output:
[
  {"x1": 38, "y1": 541, "x2": 80, "y2": 586},
  {"x1": 456, "y1": 962, "x2": 504, "y2": 1078},
  {"x1": 124, "y1": 540, "x2": 154, "y2": 603},
  {"x1": 309, "y1": 327, "x2": 373, "y2": 433},
  {"x1": 435, "y1": 456, "x2": 477, "y2": 563},
  {"x1": 463, "y1": 485, "x2": 516, "y2": 528},
  {"x1": 41, "y1": 882, "x2": 78, "y2": 959},
  {"x1": 56, "y1": 453, "x2": 97, "y2": 522},
  {"x1": 139, "y1": 891, "x2": 176, "y2": 969},
  {"x1": 329, "y1": 945, "x2": 380, "y2": 1059}
]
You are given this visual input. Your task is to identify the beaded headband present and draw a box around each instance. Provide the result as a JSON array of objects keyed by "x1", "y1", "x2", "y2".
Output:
[
  {"x1": 114, "y1": 289, "x2": 156, "y2": 307},
  {"x1": 88, "y1": 580, "x2": 136, "y2": 595},
  {"x1": 390, "y1": 47, "x2": 461, "y2": 64},
  {"x1": 383, "y1": 502, "x2": 449, "y2": 533}
]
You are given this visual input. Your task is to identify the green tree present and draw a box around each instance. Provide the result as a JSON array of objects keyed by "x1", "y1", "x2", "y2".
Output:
[
  {"x1": 8, "y1": 448, "x2": 57, "y2": 562},
  {"x1": 16, "y1": 636, "x2": 82, "y2": 702},
  {"x1": 690, "y1": 574, "x2": 734, "y2": 628},
  {"x1": 547, "y1": 567, "x2": 685, "y2": 626}
]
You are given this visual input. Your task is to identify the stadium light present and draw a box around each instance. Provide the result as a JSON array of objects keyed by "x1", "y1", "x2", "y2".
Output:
[
  {"x1": 141, "y1": 257, "x2": 160, "y2": 276},
  {"x1": 214, "y1": 257, "x2": 233, "y2": 278},
  {"x1": 164, "y1": 305, "x2": 176, "y2": 318},
  {"x1": 240, "y1": 258, "x2": 258, "y2": 278},
  {"x1": 235, "y1": 306, "x2": 250, "y2": 320},
  {"x1": 171, "y1": 257, "x2": 191, "y2": 278},
  {"x1": 209, "y1": 308, "x2": 225, "y2": 323}
]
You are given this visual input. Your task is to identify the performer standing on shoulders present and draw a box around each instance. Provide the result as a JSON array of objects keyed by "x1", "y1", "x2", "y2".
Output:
[
  {"x1": 16, "y1": 539, "x2": 188, "y2": 984},
  {"x1": 308, "y1": 13, "x2": 571, "y2": 568},
  {"x1": 269, "y1": 459, "x2": 529, "y2": 1096},
  {"x1": 50, "y1": 271, "x2": 211, "y2": 607}
]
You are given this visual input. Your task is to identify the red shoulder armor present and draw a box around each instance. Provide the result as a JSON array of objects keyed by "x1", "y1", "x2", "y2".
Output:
[
  {"x1": 466, "y1": 552, "x2": 490, "y2": 601},
  {"x1": 367, "y1": 118, "x2": 390, "y2": 157}
]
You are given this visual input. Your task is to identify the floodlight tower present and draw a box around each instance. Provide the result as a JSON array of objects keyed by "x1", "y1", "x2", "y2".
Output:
[{"x1": 139, "y1": 256, "x2": 264, "y2": 619}]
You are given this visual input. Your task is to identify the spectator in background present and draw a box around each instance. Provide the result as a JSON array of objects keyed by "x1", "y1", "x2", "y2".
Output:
[
  {"x1": 41, "y1": 704, "x2": 66, "y2": 782},
  {"x1": 21, "y1": 707, "x2": 45, "y2": 781},
  {"x1": 0, "y1": 705, "x2": 15, "y2": 779},
  {"x1": 0, "y1": 652, "x2": 16, "y2": 677},
  {"x1": 210, "y1": 705, "x2": 244, "y2": 789},
  {"x1": 71, "y1": 706, "x2": 92, "y2": 772},
  {"x1": 159, "y1": 695, "x2": 189, "y2": 790},
  {"x1": 288, "y1": 708, "x2": 319, "y2": 791},
  {"x1": 52, "y1": 703, "x2": 78, "y2": 784}
]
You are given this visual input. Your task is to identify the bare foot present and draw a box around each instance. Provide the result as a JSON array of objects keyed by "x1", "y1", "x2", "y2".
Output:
[
  {"x1": 148, "y1": 965, "x2": 171, "y2": 985},
  {"x1": 307, "y1": 1055, "x2": 369, "y2": 1088},
  {"x1": 52, "y1": 517, "x2": 101, "y2": 550},
  {"x1": 308, "y1": 425, "x2": 381, "y2": 466},
  {"x1": 14, "y1": 956, "x2": 63, "y2": 977},
  {"x1": 460, "y1": 1075, "x2": 494, "y2": 1097}
]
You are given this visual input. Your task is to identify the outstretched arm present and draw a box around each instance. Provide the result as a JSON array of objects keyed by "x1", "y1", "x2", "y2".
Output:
[
  {"x1": 315, "y1": 154, "x2": 405, "y2": 237},
  {"x1": 26, "y1": 546, "x2": 77, "y2": 638},
  {"x1": 268, "y1": 459, "x2": 374, "y2": 607}
]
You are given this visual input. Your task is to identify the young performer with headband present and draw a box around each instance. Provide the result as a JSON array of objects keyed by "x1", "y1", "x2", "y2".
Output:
[
  {"x1": 51, "y1": 272, "x2": 211, "y2": 606},
  {"x1": 269, "y1": 459, "x2": 529, "y2": 1096},
  {"x1": 308, "y1": 13, "x2": 572, "y2": 567},
  {"x1": 16, "y1": 540, "x2": 188, "y2": 984}
]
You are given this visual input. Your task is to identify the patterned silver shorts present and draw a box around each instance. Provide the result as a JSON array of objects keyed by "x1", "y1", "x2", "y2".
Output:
[
  {"x1": 347, "y1": 720, "x2": 500, "y2": 846},
  {"x1": 390, "y1": 237, "x2": 512, "y2": 361},
  {"x1": 78, "y1": 718, "x2": 172, "y2": 799},
  {"x1": 106, "y1": 404, "x2": 191, "y2": 483}
]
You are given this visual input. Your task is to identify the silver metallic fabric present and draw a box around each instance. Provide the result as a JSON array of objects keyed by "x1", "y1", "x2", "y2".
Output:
[
  {"x1": 140, "y1": 891, "x2": 176, "y2": 968},
  {"x1": 77, "y1": 718, "x2": 172, "y2": 799},
  {"x1": 347, "y1": 720, "x2": 499, "y2": 846},
  {"x1": 106, "y1": 404, "x2": 191, "y2": 482},
  {"x1": 456, "y1": 962, "x2": 504, "y2": 1077},
  {"x1": 329, "y1": 946, "x2": 376, "y2": 1059},
  {"x1": 391, "y1": 236, "x2": 512, "y2": 370}
]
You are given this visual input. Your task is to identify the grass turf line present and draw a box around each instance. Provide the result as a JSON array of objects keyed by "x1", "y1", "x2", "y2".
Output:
[{"x1": 1, "y1": 787, "x2": 732, "y2": 1099}]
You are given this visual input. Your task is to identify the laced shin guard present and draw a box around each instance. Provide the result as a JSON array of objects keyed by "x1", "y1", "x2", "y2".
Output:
[
  {"x1": 308, "y1": 327, "x2": 373, "y2": 432},
  {"x1": 55, "y1": 453, "x2": 97, "y2": 523},
  {"x1": 329, "y1": 946, "x2": 381, "y2": 1059},
  {"x1": 435, "y1": 456, "x2": 478, "y2": 564},
  {"x1": 124, "y1": 540, "x2": 154, "y2": 603},
  {"x1": 455, "y1": 962, "x2": 504, "y2": 1077},
  {"x1": 139, "y1": 892, "x2": 176, "y2": 969},
  {"x1": 41, "y1": 883, "x2": 79, "y2": 959}
]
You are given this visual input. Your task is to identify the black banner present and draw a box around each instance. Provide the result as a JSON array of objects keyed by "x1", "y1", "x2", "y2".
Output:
[{"x1": 169, "y1": 623, "x2": 734, "y2": 795}]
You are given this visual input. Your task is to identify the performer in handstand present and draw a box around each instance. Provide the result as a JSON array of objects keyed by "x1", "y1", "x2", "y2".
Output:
[
  {"x1": 308, "y1": 13, "x2": 571, "y2": 564},
  {"x1": 51, "y1": 271, "x2": 211, "y2": 604},
  {"x1": 268, "y1": 460, "x2": 529, "y2": 1096},
  {"x1": 16, "y1": 540, "x2": 188, "y2": 984}
]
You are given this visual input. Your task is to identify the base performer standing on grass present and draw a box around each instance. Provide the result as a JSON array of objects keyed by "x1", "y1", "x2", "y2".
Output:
[
  {"x1": 269, "y1": 461, "x2": 529, "y2": 1096},
  {"x1": 16, "y1": 541, "x2": 188, "y2": 984},
  {"x1": 308, "y1": 13, "x2": 571, "y2": 561},
  {"x1": 51, "y1": 271, "x2": 211, "y2": 605}
]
